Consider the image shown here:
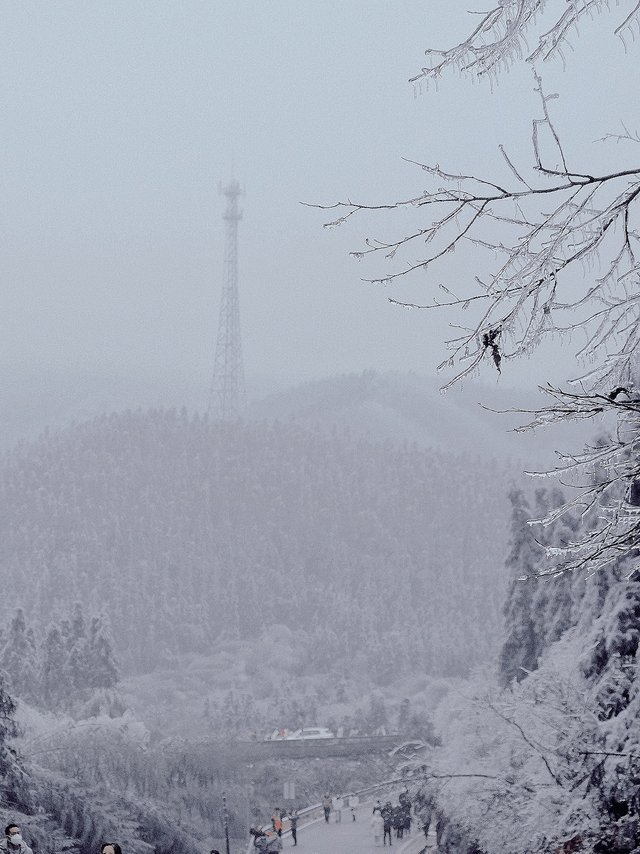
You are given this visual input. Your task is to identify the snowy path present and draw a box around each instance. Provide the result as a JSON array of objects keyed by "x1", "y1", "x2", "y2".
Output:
[{"x1": 284, "y1": 810, "x2": 438, "y2": 854}]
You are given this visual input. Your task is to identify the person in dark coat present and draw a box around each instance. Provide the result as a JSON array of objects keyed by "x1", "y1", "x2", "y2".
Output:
[
  {"x1": 250, "y1": 828, "x2": 269, "y2": 854},
  {"x1": 392, "y1": 806, "x2": 404, "y2": 839},
  {"x1": 289, "y1": 811, "x2": 298, "y2": 847},
  {"x1": 402, "y1": 805, "x2": 411, "y2": 836},
  {"x1": 381, "y1": 803, "x2": 393, "y2": 846}
]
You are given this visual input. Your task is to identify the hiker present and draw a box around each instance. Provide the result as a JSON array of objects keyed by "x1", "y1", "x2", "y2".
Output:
[
  {"x1": 381, "y1": 803, "x2": 393, "y2": 846},
  {"x1": 332, "y1": 794, "x2": 342, "y2": 822},
  {"x1": 322, "y1": 794, "x2": 332, "y2": 823},
  {"x1": 349, "y1": 793, "x2": 359, "y2": 821},
  {"x1": 289, "y1": 810, "x2": 299, "y2": 847},
  {"x1": 371, "y1": 811, "x2": 384, "y2": 846}
]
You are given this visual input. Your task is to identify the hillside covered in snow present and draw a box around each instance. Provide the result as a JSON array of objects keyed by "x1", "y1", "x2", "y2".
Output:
[{"x1": 0, "y1": 406, "x2": 513, "y2": 680}]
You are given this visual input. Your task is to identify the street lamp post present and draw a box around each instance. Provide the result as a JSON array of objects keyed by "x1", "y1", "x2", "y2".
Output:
[{"x1": 223, "y1": 791, "x2": 231, "y2": 854}]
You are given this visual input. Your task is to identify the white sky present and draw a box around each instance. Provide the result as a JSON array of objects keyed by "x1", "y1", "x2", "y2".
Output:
[{"x1": 1, "y1": 2, "x2": 637, "y2": 402}]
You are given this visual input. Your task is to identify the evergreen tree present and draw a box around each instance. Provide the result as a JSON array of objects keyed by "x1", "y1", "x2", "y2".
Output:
[
  {"x1": 68, "y1": 602, "x2": 92, "y2": 691},
  {"x1": 0, "y1": 673, "x2": 19, "y2": 748},
  {"x1": 41, "y1": 624, "x2": 72, "y2": 710},
  {"x1": 498, "y1": 490, "x2": 544, "y2": 686},
  {"x1": 0, "y1": 673, "x2": 24, "y2": 805},
  {"x1": 398, "y1": 697, "x2": 411, "y2": 733},
  {"x1": 1, "y1": 608, "x2": 39, "y2": 703},
  {"x1": 70, "y1": 601, "x2": 86, "y2": 644},
  {"x1": 88, "y1": 614, "x2": 119, "y2": 689}
]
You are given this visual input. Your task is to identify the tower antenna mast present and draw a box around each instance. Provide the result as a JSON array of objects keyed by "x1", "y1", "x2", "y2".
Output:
[{"x1": 209, "y1": 180, "x2": 245, "y2": 419}]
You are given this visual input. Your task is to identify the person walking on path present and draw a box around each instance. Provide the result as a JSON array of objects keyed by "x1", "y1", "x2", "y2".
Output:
[
  {"x1": 349, "y1": 793, "x2": 359, "y2": 821},
  {"x1": 332, "y1": 795, "x2": 342, "y2": 822},
  {"x1": 381, "y1": 803, "x2": 393, "y2": 847},
  {"x1": 402, "y1": 805, "x2": 411, "y2": 837},
  {"x1": 393, "y1": 805, "x2": 404, "y2": 840},
  {"x1": 289, "y1": 811, "x2": 298, "y2": 847},
  {"x1": 322, "y1": 794, "x2": 332, "y2": 823},
  {"x1": 371, "y1": 811, "x2": 384, "y2": 846},
  {"x1": 271, "y1": 810, "x2": 283, "y2": 837},
  {"x1": 415, "y1": 792, "x2": 433, "y2": 840}
]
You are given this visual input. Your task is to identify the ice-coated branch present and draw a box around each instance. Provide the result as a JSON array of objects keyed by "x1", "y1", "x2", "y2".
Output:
[
  {"x1": 318, "y1": 0, "x2": 640, "y2": 579},
  {"x1": 410, "y1": 1, "x2": 640, "y2": 86},
  {"x1": 316, "y1": 43, "x2": 640, "y2": 400}
]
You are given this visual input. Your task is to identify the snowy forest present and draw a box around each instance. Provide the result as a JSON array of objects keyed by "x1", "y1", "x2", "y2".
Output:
[
  {"x1": 0, "y1": 381, "x2": 514, "y2": 854},
  {"x1": 3, "y1": 1, "x2": 640, "y2": 854},
  {"x1": 0, "y1": 406, "x2": 511, "y2": 678}
]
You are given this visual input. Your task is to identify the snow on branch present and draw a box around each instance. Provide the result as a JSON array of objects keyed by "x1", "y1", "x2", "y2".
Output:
[
  {"x1": 316, "y1": 18, "x2": 640, "y2": 576},
  {"x1": 409, "y1": 1, "x2": 640, "y2": 86},
  {"x1": 503, "y1": 383, "x2": 640, "y2": 575},
  {"x1": 316, "y1": 79, "x2": 640, "y2": 394}
]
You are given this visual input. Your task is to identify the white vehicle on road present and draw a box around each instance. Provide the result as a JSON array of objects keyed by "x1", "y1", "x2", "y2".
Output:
[
  {"x1": 287, "y1": 727, "x2": 334, "y2": 740},
  {"x1": 264, "y1": 729, "x2": 291, "y2": 741}
]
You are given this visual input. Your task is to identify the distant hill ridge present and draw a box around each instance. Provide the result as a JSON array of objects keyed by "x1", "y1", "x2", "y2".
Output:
[
  {"x1": 248, "y1": 370, "x2": 578, "y2": 464},
  {"x1": 2, "y1": 366, "x2": 581, "y2": 465},
  {"x1": 0, "y1": 407, "x2": 512, "y2": 678}
]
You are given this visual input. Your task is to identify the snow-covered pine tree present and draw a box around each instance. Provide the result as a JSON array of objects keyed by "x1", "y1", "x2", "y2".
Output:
[
  {"x1": 67, "y1": 602, "x2": 93, "y2": 692},
  {"x1": 40, "y1": 624, "x2": 72, "y2": 710},
  {"x1": 1, "y1": 608, "x2": 39, "y2": 703},
  {"x1": 0, "y1": 672, "x2": 18, "y2": 754},
  {"x1": 88, "y1": 613, "x2": 119, "y2": 689},
  {"x1": 498, "y1": 490, "x2": 543, "y2": 685}
]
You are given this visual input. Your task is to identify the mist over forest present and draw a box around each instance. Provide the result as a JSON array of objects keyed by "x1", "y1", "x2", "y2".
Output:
[
  {"x1": 0, "y1": 370, "x2": 517, "y2": 853},
  {"x1": 3, "y1": 1, "x2": 640, "y2": 853},
  {"x1": 1, "y1": 368, "x2": 635, "y2": 854},
  {"x1": 0, "y1": 373, "x2": 514, "y2": 681}
]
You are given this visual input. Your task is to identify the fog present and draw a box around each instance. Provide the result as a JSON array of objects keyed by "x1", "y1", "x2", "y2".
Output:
[
  {"x1": 2, "y1": 1, "x2": 631, "y2": 402},
  {"x1": 2, "y1": 5, "x2": 639, "y2": 854}
]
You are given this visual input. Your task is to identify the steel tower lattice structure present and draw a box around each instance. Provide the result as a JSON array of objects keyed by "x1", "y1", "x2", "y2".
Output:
[{"x1": 209, "y1": 180, "x2": 245, "y2": 419}]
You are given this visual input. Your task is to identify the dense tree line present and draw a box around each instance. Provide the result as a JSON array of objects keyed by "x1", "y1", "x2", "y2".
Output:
[
  {"x1": 0, "y1": 669, "x2": 204, "y2": 854},
  {"x1": 0, "y1": 604, "x2": 119, "y2": 712},
  {"x1": 0, "y1": 409, "x2": 512, "y2": 678}
]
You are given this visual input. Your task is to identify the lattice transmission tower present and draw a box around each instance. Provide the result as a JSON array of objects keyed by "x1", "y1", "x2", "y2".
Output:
[{"x1": 209, "y1": 179, "x2": 245, "y2": 419}]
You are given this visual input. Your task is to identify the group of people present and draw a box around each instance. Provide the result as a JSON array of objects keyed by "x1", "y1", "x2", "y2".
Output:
[
  {"x1": 0, "y1": 824, "x2": 123, "y2": 854},
  {"x1": 252, "y1": 791, "x2": 362, "y2": 853},
  {"x1": 249, "y1": 826, "x2": 283, "y2": 854},
  {"x1": 251, "y1": 790, "x2": 423, "y2": 851},
  {"x1": 370, "y1": 791, "x2": 413, "y2": 846},
  {"x1": 0, "y1": 794, "x2": 421, "y2": 854},
  {"x1": 250, "y1": 807, "x2": 300, "y2": 851}
]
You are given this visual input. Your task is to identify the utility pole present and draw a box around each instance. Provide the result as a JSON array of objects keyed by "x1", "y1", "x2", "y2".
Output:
[{"x1": 209, "y1": 179, "x2": 245, "y2": 420}]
